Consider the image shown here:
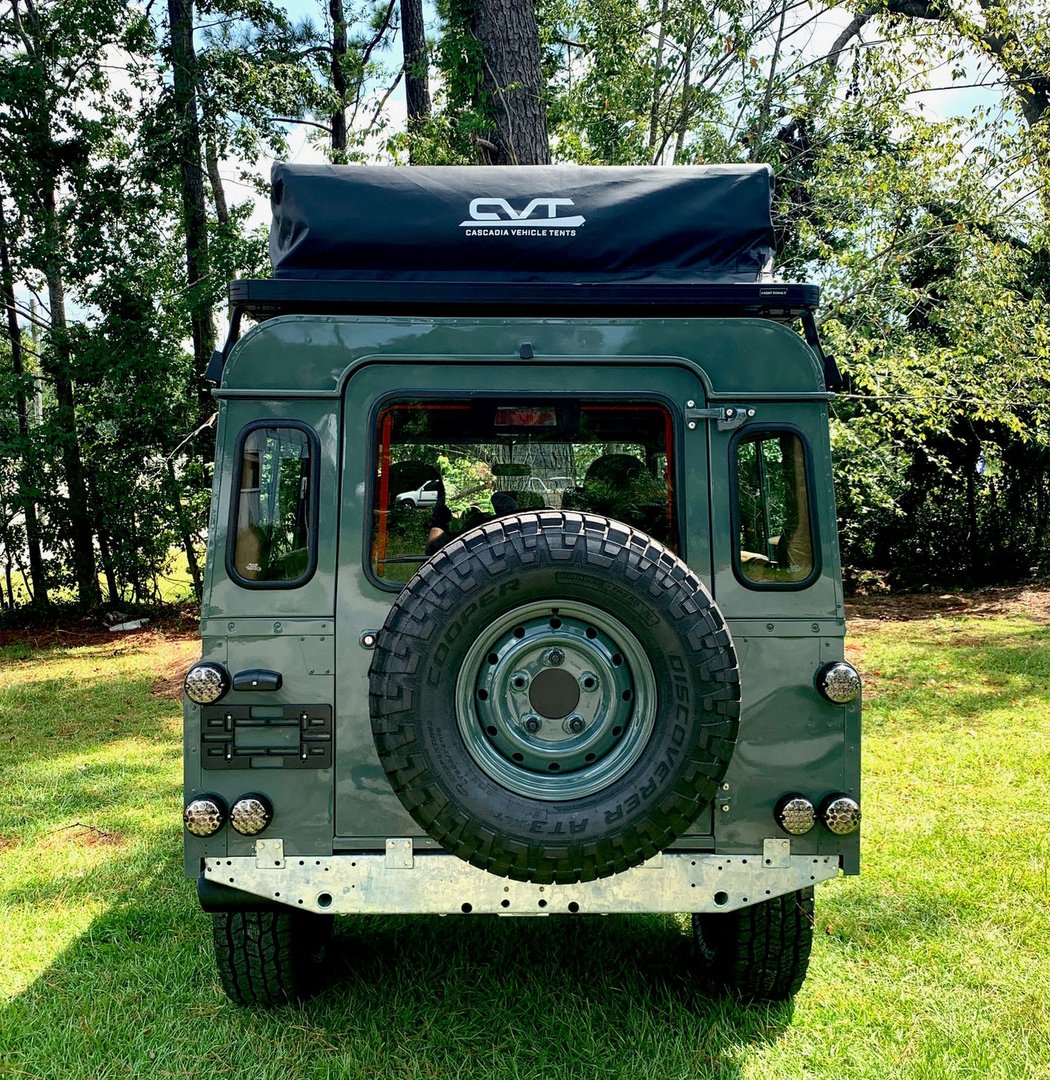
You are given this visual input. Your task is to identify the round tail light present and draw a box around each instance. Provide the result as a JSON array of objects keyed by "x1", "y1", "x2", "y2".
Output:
[
  {"x1": 230, "y1": 794, "x2": 273, "y2": 836},
  {"x1": 184, "y1": 662, "x2": 230, "y2": 704},
  {"x1": 184, "y1": 796, "x2": 227, "y2": 837},
  {"x1": 816, "y1": 661, "x2": 861, "y2": 704},
  {"x1": 821, "y1": 793, "x2": 861, "y2": 834},
  {"x1": 775, "y1": 794, "x2": 816, "y2": 835}
]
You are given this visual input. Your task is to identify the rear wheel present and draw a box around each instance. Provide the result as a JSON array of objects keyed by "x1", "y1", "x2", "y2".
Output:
[
  {"x1": 692, "y1": 888, "x2": 814, "y2": 1002},
  {"x1": 212, "y1": 910, "x2": 333, "y2": 1006}
]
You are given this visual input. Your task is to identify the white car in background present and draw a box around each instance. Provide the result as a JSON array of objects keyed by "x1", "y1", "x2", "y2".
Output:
[{"x1": 395, "y1": 480, "x2": 442, "y2": 507}]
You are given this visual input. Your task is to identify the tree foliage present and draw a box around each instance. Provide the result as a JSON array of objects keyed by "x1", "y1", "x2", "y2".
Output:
[{"x1": 0, "y1": 0, "x2": 1047, "y2": 613}]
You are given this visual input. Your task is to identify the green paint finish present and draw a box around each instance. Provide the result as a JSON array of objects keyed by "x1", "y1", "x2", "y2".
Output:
[
  {"x1": 221, "y1": 315, "x2": 825, "y2": 398},
  {"x1": 331, "y1": 359, "x2": 713, "y2": 840},
  {"x1": 188, "y1": 310, "x2": 859, "y2": 897}
]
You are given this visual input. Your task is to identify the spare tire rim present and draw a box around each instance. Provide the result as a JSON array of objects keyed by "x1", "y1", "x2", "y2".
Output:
[{"x1": 455, "y1": 600, "x2": 657, "y2": 801}]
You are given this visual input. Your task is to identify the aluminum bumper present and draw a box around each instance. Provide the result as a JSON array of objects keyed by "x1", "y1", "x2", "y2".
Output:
[{"x1": 203, "y1": 839, "x2": 839, "y2": 916}]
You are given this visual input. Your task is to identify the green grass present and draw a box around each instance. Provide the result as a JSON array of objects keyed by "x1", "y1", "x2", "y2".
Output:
[{"x1": 1, "y1": 616, "x2": 1049, "y2": 1079}]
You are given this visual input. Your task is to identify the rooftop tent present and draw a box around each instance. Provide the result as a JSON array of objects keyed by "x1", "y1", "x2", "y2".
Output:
[{"x1": 269, "y1": 163, "x2": 776, "y2": 284}]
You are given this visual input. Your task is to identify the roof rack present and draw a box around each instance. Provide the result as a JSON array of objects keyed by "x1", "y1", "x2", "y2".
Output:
[{"x1": 229, "y1": 278, "x2": 819, "y2": 321}]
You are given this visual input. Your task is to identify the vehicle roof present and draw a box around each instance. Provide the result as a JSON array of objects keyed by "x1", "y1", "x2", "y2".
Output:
[{"x1": 217, "y1": 314, "x2": 829, "y2": 398}]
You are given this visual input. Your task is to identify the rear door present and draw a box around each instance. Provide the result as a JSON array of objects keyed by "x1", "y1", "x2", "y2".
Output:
[{"x1": 333, "y1": 356, "x2": 711, "y2": 845}]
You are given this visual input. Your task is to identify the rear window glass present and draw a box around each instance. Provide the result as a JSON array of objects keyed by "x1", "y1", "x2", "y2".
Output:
[
  {"x1": 372, "y1": 398, "x2": 677, "y2": 583},
  {"x1": 734, "y1": 430, "x2": 815, "y2": 586},
  {"x1": 229, "y1": 424, "x2": 317, "y2": 587}
]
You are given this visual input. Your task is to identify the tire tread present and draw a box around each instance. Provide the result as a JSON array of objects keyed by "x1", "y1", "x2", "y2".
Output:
[
  {"x1": 211, "y1": 910, "x2": 331, "y2": 1006},
  {"x1": 370, "y1": 512, "x2": 741, "y2": 884},
  {"x1": 692, "y1": 887, "x2": 814, "y2": 1002}
]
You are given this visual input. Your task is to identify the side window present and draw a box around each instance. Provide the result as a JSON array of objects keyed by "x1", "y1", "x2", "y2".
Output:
[
  {"x1": 228, "y1": 424, "x2": 318, "y2": 588},
  {"x1": 734, "y1": 430, "x2": 815, "y2": 587}
]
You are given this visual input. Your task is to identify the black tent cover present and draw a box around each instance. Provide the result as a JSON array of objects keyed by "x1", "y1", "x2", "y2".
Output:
[{"x1": 269, "y1": 163, "x2": 776, "y2": 284}]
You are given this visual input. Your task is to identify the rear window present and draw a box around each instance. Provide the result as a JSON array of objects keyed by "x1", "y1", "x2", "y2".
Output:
[
  {"x1": 371, "y1": 398, "x2": 677, "y2": 583},
  {"x1": 734, "y1": 429, "x2": 816, "y2": 587},
  {"x1": 228, "y1": 423, "x2": 318, "y2": 588}
]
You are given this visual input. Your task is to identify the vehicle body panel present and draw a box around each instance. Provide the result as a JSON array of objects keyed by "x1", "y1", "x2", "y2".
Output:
[{"x1": 185, "y1": 314, "x2": 860, "y2": 887}]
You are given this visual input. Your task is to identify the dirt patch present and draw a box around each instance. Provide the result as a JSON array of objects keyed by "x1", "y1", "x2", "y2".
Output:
[
  {"x1": 38, "y1": 823, "x2": 128, "y2": 851},
  {"x1": 0, "y1": 608, "x2": 200, "y2": 652},
  {"x1": 150, "y1": 638, "x2": 202, "y2": 701},
  {"x1": 0, "y1": 835, "x2": 17, "y2": 854},
  {"x1": 75, "y1": 826, "x2": 126, "y2": 848},
  {"x1": 846, "y1": 583, "x2": 1050, "y2": 622}
]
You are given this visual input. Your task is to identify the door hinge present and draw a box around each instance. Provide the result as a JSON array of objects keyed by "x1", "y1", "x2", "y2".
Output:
[{"x1": 684, "y1": 404, "x2": 755, "y2": 431}]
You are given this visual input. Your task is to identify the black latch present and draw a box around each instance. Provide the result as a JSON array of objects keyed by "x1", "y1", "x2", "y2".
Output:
[
  {"x1": 232, "y1": 669, "x2": 283, "y2": 692},
  {"x1": 685, "y1": 405, "x2": 754, "y2": 431}
]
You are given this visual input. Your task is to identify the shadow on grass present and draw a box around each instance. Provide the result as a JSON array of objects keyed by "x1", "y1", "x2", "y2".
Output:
[
  {"x1": 818, "y1": 884, "x2": 959, "y2": 947},
  {"x1": 0, "y1": 672, "x2": 180, "y2": 756},
  {"x1": 2, "y1": 848, "x2": 796, "y2": 1080},
  {"x1": 859, "y1": 620, "x2": 1050, "y2": 730}
]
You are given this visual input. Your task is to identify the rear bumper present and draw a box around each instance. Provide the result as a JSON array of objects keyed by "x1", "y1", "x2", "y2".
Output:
[{"x1": 200, "y1": 840, "x2": 840, "y2": 916}]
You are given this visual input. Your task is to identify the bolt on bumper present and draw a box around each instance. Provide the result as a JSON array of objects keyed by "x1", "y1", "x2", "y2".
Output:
[{"x1": 203, "y1": 841, "x2": 840, "y2": 916}]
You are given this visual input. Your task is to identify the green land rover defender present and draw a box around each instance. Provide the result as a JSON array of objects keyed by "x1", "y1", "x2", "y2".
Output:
[{"x1": 182, "y1": 164, "x2": 861, "y2": 1005}]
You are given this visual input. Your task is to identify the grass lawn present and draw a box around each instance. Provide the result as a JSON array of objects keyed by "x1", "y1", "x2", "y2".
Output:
[{"x1": 0, "y1": 613, "x2": 1048, "y2": 1079}]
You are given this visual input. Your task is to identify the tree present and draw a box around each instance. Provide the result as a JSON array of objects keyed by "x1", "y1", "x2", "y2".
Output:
[
  {"x1": 0, "y1": 0, "x2": 145, "y2": 607},
  {"x1": 543, "y1": 0, "x2": 808, "y2": 165},
  {"x1": 320, "y1": 0, "x2": 398, "y2": 162},
  {"x1": 167, "y1": 0, "x2": 214, "y2": 397},
  {"x1": 834, "y1": 1, "x2": 1048, "y2": 134},
  {"x1": 436, "y1": 0, "x2": 550, "y2": 163},
  {"x1": 400, "y1": 0, "x2": 430, "y2": 149},
  {"x1": 0, "y1": 189, "x2": 47, "y2": 606},
  {"x1": 471, "y1": 0, "x2": 550, "y2": 163},
  {"x1": 536, "y1": 0, "x2": 1048, "y2": 585}
]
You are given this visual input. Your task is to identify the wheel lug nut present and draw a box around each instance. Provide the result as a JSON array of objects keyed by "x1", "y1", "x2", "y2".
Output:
[
  {"x1": 580, "y1": 673, "x2": 597, "y2": 692},
  {"x1": 566, "y1": 715, "x2": 585, "y2": 734},
  {"x1": 522, "y1": 716, "x2": 542, "y2": 734},
  {"x1": 545, "y1": 648, "x2": 565, "y2": 666},
  {"x1": 510, "y1": 671, "x2": 530, "y2": 691}
]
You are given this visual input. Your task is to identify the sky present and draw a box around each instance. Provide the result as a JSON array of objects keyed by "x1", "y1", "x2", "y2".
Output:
[{"x1": 253, "y1": 0, "x2": 1002, "y2": 169}]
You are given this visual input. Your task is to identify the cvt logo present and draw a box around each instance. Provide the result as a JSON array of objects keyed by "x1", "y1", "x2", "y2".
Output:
[{"x1": 459, "y1": 197, "x2": 585, "y2": 229}]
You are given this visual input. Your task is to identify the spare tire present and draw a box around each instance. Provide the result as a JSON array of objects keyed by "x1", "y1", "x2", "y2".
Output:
[{"x1": 369, "y1": 512, "x2": 740, "y2": 884}]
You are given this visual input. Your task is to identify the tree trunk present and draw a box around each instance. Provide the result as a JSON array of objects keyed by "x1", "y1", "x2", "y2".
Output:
[
  {"x1": 41, "y1": 188, "x2": 100, "y2": 608},
  {"x1": 96, "y1": 522, "x2": 121, "y2": 605},
  {"x1": 400, "y1": 0, "x2": 431, "y2": 149},
  {"x1": 672, "y1": 15, "x2": 696, "y2": 163},
  {"x1": 0, "y1": 190, "x2": 48, "y2": 607},
  {"x1": 471, "y1": 0, "x2": 550, "y2": 164},
  {"x1": 964, "y1": 438, "x2": 979, "y2": 581},
  {"x1": 1, "y1": 531, "x2": 13, "y2": 608},
  {"x1": 168, "y1": 0, "x2": 216, "y2": 388},
  {"x1": 85, "y1": 473, "x2": 120, "y2": 605},
  {"x1": 330, "y1": 0, "x2": 349, "y2": 158},
  {"x1": 204, "y1": 129, "x2": 230, "y2": 228},
  {"x1": 128, "y1": 508, "x2": 144, "y2": 604},
  {"x1": 167, "y1": 458, "x2": 204, "y2": 601},
  {"x1": 648, "y1": 0, "x2": 669, "y2": 152}
]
